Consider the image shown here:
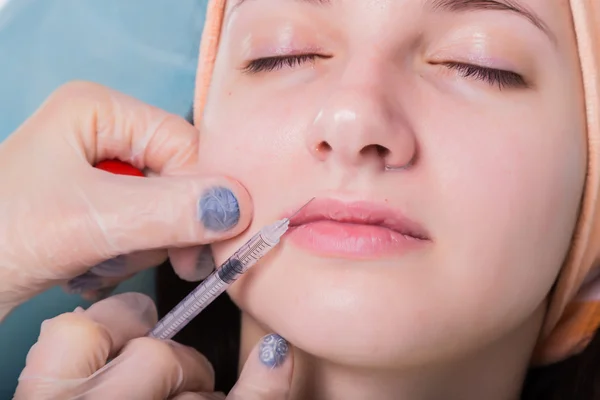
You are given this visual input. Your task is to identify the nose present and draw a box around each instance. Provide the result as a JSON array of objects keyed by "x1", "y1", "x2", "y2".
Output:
[{"x1": 306, "y1": 78, "x2": 417, "y2": 171}]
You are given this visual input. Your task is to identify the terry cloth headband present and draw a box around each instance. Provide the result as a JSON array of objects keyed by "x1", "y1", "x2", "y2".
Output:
[{"x1": 193, "y1": 0, "x2": 600, "y2": 365}]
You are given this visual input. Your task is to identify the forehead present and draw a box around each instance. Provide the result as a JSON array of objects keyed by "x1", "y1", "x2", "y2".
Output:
[
  {"x1": 225, "y1": 0, "x2": 572, "y2": 35},
  {"x1": 227, "y1": 0, "x2": 570, "y2": 26},
  {"x1": 227, "y1": 0, "x2": 567, "y2": 13}
]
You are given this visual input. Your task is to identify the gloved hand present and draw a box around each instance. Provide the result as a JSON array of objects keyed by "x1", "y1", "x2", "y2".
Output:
[
  {"x1": 14, "y1": 293, "x2": 293, "y2": 400},
  {"x1": 0, "y1": 81, "x2": 252, "y2": 318}
]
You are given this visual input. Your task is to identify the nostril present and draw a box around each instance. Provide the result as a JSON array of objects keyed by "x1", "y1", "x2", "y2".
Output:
[
  {"x1": 316, "y1": 141, "x2": 332, "y2": 153},
  {"x1": 360, "y1": 144, "x2": 390, "y2": 158},
  {"x1": 375, "y1": 145, "x2": 390, "y2": 157}
]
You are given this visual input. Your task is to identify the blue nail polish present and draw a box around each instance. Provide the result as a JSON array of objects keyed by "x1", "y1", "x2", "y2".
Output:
[
  {"x1": 90, "y1": 256, "x2": 127, "y2": 278},
  {"x1": 198, "y1": 187, "x2": 240, "y2": 232},
  {"x1": 67, "y1": 272, "x2": 104, "y2": 294},
  {"x1": 259, "y1": 334, "x2": 289, "y2": 368}
]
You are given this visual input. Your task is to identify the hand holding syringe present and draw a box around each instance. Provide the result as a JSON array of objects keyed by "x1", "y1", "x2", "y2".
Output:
[
  {"x1": 36, "y1": 200, "x2": 315, "y2": 397},
  {"x1": 148, "y1": 198, "x2": 315, "y2": 340}
]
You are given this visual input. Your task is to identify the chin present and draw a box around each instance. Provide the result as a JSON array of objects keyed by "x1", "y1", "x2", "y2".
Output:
[
  {"x1": 217, "y1": 240, "x2": 456, "y2": 368},
  {"x1": 208, "y1": 202, "x2": 544, "y2": 370}
]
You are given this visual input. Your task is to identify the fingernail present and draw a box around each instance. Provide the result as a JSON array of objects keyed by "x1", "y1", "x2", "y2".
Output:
[
  {"x1": 90, "y1": 256, "x2": 127, "y2": 278},
  {"x1": 198, "y1": 187, "x2": 240, "y2": 232},
  {"x1": 67, "y1": 272, "x2": 104, "y2": 294},
  {"x1": 73, "y1": 306, "x2": 85, "y2": 313},
  {"x1": 195, "y1": 246, "x2": 216, "y2": 280},
  {"x1": 116, "y1": 293, "x2": 157, "y2": 325},
  {"x1": 259, "y1": 334, "x2": 289, "y2": 368}
]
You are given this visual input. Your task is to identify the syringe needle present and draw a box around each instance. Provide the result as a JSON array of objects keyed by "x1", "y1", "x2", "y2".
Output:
[
  {"x1": 274, "y1": 197, "x2": 315, "y2": 230},
  {"x1": 289, "y1": 197, "x2": 316, "y2": 220}
]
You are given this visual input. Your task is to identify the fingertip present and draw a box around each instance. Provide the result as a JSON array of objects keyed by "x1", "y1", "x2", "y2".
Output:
[
  {"x1": 257, "y1": 334, "x2": 293, "y2": 370},
  {"x1": 84, "y1": 293, "x2": 158, "y2": 351},
  {"x1": 230, "y1": 333, "x2": 293, "y2": 398},
  {"x1": 169, "y1": 246, "x2": 215, "y2": 282},
  {"x1": 99, "y1": 292, "x2": 158, "y2": 326},
  {"x1": 197, "y1": 178, "x2": 253, "y2": 240}
]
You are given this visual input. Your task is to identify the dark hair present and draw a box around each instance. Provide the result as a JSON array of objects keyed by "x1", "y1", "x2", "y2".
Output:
[{"x1": 156, "y1": 260, "x2": 600, "y2": 397}]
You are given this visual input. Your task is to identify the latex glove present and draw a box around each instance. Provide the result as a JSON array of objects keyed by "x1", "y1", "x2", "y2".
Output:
[
  {"x1": 0, "y1": 81, "x2": 252, "y2": 317},
  {"x1": 15, "y1": 293, "x2": 294, "y2": 400}
]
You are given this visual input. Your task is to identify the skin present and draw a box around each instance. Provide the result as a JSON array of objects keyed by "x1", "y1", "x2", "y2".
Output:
[{"x1": 195, "y1": 0, "x2": 586, "y2": 398}]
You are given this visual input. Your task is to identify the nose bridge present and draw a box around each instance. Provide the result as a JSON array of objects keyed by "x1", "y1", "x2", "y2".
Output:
[{"x1": 308, "y1": 64, "x2": 416, "y2": 169}]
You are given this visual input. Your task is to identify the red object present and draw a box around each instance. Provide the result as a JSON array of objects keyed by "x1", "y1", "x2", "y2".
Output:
[{"x1": 95, "y1": 160, "x2": 144, "y2": 177}]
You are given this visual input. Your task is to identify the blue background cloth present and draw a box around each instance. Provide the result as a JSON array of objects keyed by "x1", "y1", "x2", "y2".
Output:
[{"x1": 0, "y1": 1, "x2": 207, "y2": 396}]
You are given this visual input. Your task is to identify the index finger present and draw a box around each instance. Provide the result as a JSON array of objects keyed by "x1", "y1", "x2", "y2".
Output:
[{"x1": 31, "y1": 81, "x2": 199, "y2": 173}]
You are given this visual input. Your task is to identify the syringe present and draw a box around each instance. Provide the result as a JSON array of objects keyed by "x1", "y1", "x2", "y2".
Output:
[{"x1": 148, "y1": 198, "x2": 314, "y2": 340}]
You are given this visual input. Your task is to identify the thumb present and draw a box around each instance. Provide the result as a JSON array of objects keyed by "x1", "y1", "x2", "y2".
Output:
[
  {"x1": 227, "y1": 334, "x2": 294, "y2": 400},
  {"x1": 73, "y1": 172, "x2": 253, "y2": 262}
]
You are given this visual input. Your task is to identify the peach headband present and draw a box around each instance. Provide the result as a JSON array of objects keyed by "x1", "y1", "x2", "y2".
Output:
[{"x1": 193, "y1": 0, "x2": 600, "y2": 365}]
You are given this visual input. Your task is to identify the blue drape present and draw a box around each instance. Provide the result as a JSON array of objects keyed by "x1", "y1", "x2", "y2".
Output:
[{"x1": 0, "y1": 1, "x2": 207, "y2": 395}]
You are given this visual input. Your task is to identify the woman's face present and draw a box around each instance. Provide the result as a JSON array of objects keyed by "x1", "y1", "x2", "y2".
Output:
[{"x1": 197, "y1": 0, "x2": 586, "y2": 367}]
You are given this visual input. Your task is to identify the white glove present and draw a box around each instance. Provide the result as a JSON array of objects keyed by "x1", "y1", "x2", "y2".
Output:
[
  {"x1": 0, "y1": 81, "x2": 252, "y2": 316},
  {"x1": 15, "y1": 293, "x2": 293, "y2": 400}
]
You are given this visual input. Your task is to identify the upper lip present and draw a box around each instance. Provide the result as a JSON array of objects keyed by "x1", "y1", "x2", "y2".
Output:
[{"x1": 285, "y1": 198, "x2": 430, "y2": 241}]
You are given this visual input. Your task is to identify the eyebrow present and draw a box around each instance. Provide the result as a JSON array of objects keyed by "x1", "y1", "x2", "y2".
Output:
[
  {"x1": 232, "y1": 0, "x2": 330, "y2": 11},
  {"x1": 232, "y1": 0, "x2": 554, "y2": 43},
  {"x1": 427, "y1": 0, "x2": 555, "y2": 43}
]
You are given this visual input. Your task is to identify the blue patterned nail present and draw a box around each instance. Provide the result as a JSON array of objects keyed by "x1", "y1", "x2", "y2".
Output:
[
  {"x1": 259, "y1": 334, "x2": 289, "y2": 368},
  {"x1": 67, "y1": 272, "x2": 104, "y2": 294},
  {"x1": 198, "y1": 187, "x2": 240, "y2": 232},
  {"x1": 90, "y1": 255, "x2": 127, "y2": 278}
]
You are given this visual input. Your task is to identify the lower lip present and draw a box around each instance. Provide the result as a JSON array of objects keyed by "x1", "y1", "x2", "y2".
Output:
[{"x1": 285, "y1": 220, "x2": 425, "y2": 258}]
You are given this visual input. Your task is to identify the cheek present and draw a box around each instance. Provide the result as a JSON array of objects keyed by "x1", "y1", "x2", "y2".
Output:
[
  {"x1": 198, "y1": 76, "x2": 326, "y2": 213},
  {"x1": 199, "y1": 82, "x2": 308, "y2": 180},
  {"x1": 423, "y1": 97, "x2": 586, "y2": 327}
]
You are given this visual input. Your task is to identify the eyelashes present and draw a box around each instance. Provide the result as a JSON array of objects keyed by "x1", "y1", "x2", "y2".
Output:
[
  {"x1": 242, "y1": 54, "x2": 323, "y2": 74},
  {"x1": 441, "y1": 62, "x2": 527, "y2": 89},
  {"x1": 242, "y1": 54, "x2": 527, "y2": 90}
]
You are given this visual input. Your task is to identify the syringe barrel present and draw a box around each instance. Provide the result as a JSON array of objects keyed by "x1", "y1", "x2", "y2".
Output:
[
  {"x1": 148, "y1": 272, "x2": 227, "y2": 340},
  {"x1": 217, "y1": 226, "x2": 281, "y2": 283},
  {"x1": 148, "y1": 222, "x2": 286, "y2": 340}
]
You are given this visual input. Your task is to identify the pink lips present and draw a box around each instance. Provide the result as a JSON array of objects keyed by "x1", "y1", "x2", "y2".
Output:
[{"x1": 283, "y1": 198, "x2": 430, "y2": 258}]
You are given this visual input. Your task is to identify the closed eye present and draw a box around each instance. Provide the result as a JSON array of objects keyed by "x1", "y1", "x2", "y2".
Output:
[
  {"x1": 440, "y1": 62, "x2": 528, "y2": 90},
  {"x1": 242, "y1": 54, "x2": 327, "y2": 74},
  {"x1": 243, "y1": 55, "x2": 527, "y2": 90}
]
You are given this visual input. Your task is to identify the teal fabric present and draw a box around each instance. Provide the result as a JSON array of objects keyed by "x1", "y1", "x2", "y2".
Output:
[{"x1": 0, "y1": 0, "x2": 207, "y2": 397}]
